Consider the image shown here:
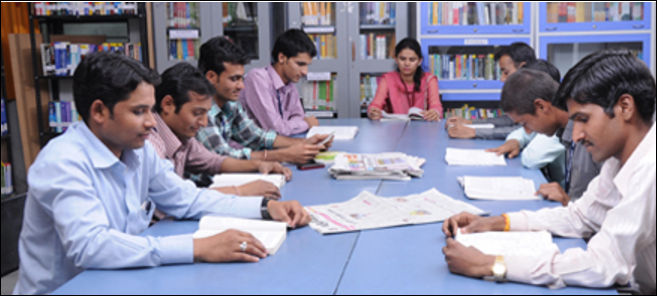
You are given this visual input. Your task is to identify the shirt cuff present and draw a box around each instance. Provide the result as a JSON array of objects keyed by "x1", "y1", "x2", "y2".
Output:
[
  {"x1": 264, "y1": 131, "x2": 277, "y2": 149},
  {"x1": 507, "y1": 212, "x2": 530, "y2": 232},
  {"x1": 158, "y1": 234, "x2": 194, "y2": 265},
  {"x1": 231, "y1": 197, "x2": 265, "y2": 220},
  {"x1": 505, "y1": 254, "x2": 534, "y2": 285}
]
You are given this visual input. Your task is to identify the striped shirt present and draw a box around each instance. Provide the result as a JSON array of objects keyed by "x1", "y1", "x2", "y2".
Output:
[
  {"x1": 149, "y1": 113, "x2": 226, "y2": 178},
  {"x1": 506, "y1": 123, "x2": 656, "y2": 295}
]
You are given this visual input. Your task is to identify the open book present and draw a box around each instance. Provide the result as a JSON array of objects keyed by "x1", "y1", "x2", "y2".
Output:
[
  {"x1": 381, "y1": 107, "x2": 426, "y2": 121},
  {"x1": 193, "y1": 217, "x2": 288, "y2": 255},
  {"x1": 455, "y1": 229, "x2": 559, "y2": 257},
  {"x1": 306, "y1": 126, "x2": 359, "y2": 140},
  {"x1": 458, "y1": 176, "x2": 540, "y2": 201},
  {"x1": 445, "y1": 148, "x2": 507, "y2": 166},
  {"x1": 306, "y1": 189, "x2": 487, "y2": 235},
  {"x1": 210, "y1": 174, "x2": 286, "y2": 189},
  {"x1": 329, "y1": 153, "x2": 426, "y2": 181}
]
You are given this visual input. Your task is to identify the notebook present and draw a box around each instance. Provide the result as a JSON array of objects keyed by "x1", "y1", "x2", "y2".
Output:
[
  {"x1": 458, "y1": 176, "x2": 540, "y2": 201},
  {"x1": 210, "y1": 174, "x2": 286, "y2": 189},
  {"x1": 306, "y1": 126, "x2": 359, "y2": 140},
  {"x1": 445, "y1": 148, "x2": 507, "y2": 166},
  {"x1": 194, "y1": 217, "x2": 287, "y2": 255}
]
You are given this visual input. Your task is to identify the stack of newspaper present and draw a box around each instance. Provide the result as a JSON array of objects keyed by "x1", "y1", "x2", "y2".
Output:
[{"x1": 329, "y1": 152, "x2": 426, "y2": 181}]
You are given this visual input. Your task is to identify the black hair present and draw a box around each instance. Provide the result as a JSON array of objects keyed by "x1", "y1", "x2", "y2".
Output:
[
  {"x1": 155, "y1": 63, "x2": 216, "y2": 114},
  {"x1": 395, "y1": 38, "x2": 424, "y2": 93},
  {"x1": 198, "y1": 36, "x2": 250, "y2": 76},
  {"x1": 73, "y1": 51, "x2": 160, "y2": 124},
  {"x1": 271, "y1": 29, "x2": 318, "y2": 64},
  {"x1": 525, "y1": 59, "x2": 561, "y2": 83},
  {"x1": 501, "y1": 69, "x2": 560, "y2": 115},
  {"x1": 555, "y1": 49, "x2": 656, "y2": 123},
  {"x1": 494, "y1": 42, "x2": 537, "y2": 68}
]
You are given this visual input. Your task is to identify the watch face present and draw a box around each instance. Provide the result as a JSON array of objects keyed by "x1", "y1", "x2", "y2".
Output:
[{"x1": 493, "y1": 264, "x2": 506, "y2": 275}]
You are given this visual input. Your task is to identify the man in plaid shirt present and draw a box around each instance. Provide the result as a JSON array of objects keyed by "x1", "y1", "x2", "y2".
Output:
[{"x1": 195, "y1": 37, "x2": 332, "y2": 178}]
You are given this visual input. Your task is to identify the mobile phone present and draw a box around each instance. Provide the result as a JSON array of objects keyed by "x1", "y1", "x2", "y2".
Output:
[
  {"x1": 297, "y1": 161, "x2": 326, "y2": 171},
  {"x1": 318, "y1": 132, "x2": 336, "y2": 146}
]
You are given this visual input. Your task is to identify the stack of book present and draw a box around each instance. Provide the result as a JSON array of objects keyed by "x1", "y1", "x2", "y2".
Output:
[
  {"x1": 33, "y1": 2, "x2": 138, "y2": 16},
  {"x1": 1, "y1": 98, "x2": 7, "y2": 137},
  {"x1": 41, "y1": 42, "x2": 143, "y2": 77},
  {"x1": 301, "y1": 2, "x2": 334, "y2": 26},
  {"x1": 360, "y1": 75, "x2": 382, "y2": 109},
  {"x1": 48, "y1": 101, "x2": 80, "y2": 133},
  {"x1": 1, "y1": 162, "x2": 12, "y2": 197},
  {"x1": 168, "y1": 2, "x2": 199, "y2": 28},
  {"x1": 299, "y1": 75, "x2": 337, "y2": 112},
  {"x1": 547, "y1": 2, "x2": 643, "y2": 23},
  {"x1": 360, "y1": 32, "x2": 396, "y2": 60},
  {"x1": 429, "y1": 53, "x2": 501, "y2": 81},
  {"x1": 329, "y1": 153, "x2": 426, "y2": 181},
  {"x1": 307, "y1": 34, "x2": 338, "y2": 60},
  {"x1": 427, "y1": 2, "x2": 524, "y2": 26},
  {"x1": 359, "y1": 2, "x2": 397, "y2": 25},
  {"x1": 444, "y1": 105, "x2": 506, "y2": 121}
]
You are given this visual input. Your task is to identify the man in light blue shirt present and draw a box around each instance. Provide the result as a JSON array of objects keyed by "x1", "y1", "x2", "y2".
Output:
[{"x1": 14, "y1": 52, "x2": 310, "y2": 295}]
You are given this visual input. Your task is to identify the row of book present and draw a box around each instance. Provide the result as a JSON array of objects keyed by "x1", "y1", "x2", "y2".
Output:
[
  {"x1": 42, "y1": 42, "x2": 143, "y2": 77},
  {"x1": 546, "y1": 2, "x2": 644, "y2": 24},
  {"x1": 301, "y1": 2, "x2": 334, "y2": 26},
  {"x1": 429, "y1": 54, "x2": 502, "y2": 81},
  {"x1": 33, "y1": 2, "x2": 138, "y2": 16},
  {"x1": 299, "y1": 76, "x2": 337, "y2": 111},
  {"x1": 1, "y1": 162, "x2": 13, "y2": 197},
  {"x1": 360, "y1": 75, "x2": 382, "y2": 107},
  {"x1": 223, "y1": 2, "x2": 258, "y2": 27},
  {"x1": 167, "y1": 2, "x2": 199, "y2": 28},
  {"x1": 359, "y1": 2, "x2": 397, "y2": 25},
  {"x1": 308, "y1": 34, "x2": 338, "y2": 60},
  {"x1": 49, "y1": 101, "x2": 81, "y2": 134},
  {"x1": 1, "y1": 99, "x2": 7, "y2": 137},
  {"x1": 168, "y1": 39, "x2": 200, "y2": 62},
  {"x1": 360, "y1": 33, "x2": 396, "y2": 60},
  {"x1": 445, "y1": 105, "x2": 506, "y2": 121},
  {"x1": 428, "y1": 2, "x2": 524, "y2": 26}
]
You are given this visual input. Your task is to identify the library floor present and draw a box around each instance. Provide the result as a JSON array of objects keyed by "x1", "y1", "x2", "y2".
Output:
[{"x1": 1, "y1": 271, "x2": 18, "y2": 295}]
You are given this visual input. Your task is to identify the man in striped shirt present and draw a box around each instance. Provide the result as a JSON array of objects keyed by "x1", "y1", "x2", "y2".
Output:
[
  {"x1": 194, "y1": 37, "x2": 332, "y2": 183},
  {"x1": 149, "y1": 63, "x2": 291, "y2": 199},
  {"x1": 441, "y1": 49, "x2": 656, "y2": 295}
]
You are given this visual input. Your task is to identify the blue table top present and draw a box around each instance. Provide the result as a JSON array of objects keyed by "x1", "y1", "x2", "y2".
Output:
[{"x1": 51, "y1": 119, "x2": 617, "y2": 295}]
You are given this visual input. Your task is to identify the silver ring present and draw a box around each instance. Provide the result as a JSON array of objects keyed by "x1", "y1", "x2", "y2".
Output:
[{"x1": 240, "y1": 242, "x2": 248, "y2": 253}]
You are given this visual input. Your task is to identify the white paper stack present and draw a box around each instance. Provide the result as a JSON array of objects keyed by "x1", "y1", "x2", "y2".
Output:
[
  {"x1": 329, "y1": 153, "x2": 426, "y2": 181},
  {"x1": 210, "y1": 174, "x2": 286, "y2": 189},
  {"x1": 194, "y1": 217, "x2": 287, "y2": 255},
  {"x1": 445, "y1": 148, "x2": 507, "y2": 166},
  {"x1": 306, "y1": 126, "x2": 359, "y2": 140},
  {"x1": 458, "y1": 176, "x2": 540, "y2": 201},
  {"x1": 455, "y1": 229, "x2": 559, "y2": 257}
]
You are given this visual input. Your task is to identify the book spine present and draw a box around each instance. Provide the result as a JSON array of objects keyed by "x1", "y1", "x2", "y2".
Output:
[
  {"x1": 55, "y1": 102, "x2": 62, "y2": 133},
  {"x1": 0, "y1": 98, "x2": 6, "y2": 136}
]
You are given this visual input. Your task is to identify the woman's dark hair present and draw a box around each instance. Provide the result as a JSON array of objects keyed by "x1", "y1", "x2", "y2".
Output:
[
  {"x1": 73, "y1": 51, "x2": 160, "y2": 124},
  {"x1": 395, "y1": 38, "x2": 424, "y2": 92},
  {"x1": 271, "y1": 29, "x2": 317, "y2": 64},
  {"x1": 494, "y1": 42, "x2": 537, "y2": 67},
  {"x1": 525, "y1": 59, "x2": 561, "y2": 83},
  {"x1": 501, "y1": 69, "x2": 560, "y2": 115},
  {"x1": 555, "y1": 49, "x2": 656, "y2": 123},
  {"x1": 155, "y1": 63, "x2": 216, "y2": 114},
  {"x1": 198, "y1": 36, "x2": 250, "y2": 76}
]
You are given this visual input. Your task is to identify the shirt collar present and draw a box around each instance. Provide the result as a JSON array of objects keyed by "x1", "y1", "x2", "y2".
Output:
[
  {"x1": 613, "y1": 123, "x2": 656, "y2": 197},
  {"x1": 153, "y1": 113, "x2": 186, "y2": 160},
  {"x1": 74, "y1": 121, "x2": 141, "y2": 170},
  {"x1": 267, "y1": 65, "x2": 287, "y2": 92}
]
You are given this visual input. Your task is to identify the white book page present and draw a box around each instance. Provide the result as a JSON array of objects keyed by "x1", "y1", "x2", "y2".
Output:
[
  {"x1": 408, "y1": 107, "x2": 425, "y2": 120},
  {"x1": 210, "y1": 174, "x2": 285, "y2": 189},
  {"x1": 464, "y1": 124, "x2": 495, "y2": 129},
  {"x1": 307, "y1": 126, "x2": 359, "y2": 140},
  {"x1": 455, "y1": 230, "x2": 558, "y2": 257},
  {"x1": 199, "y1": 217, "x2": 287, "y2": 232},
  {"x1": 193, "y1": 230, "x2": 286, "y2": 255},
  {"x1": 462, "y1": 176, "x2": 539, "y2": 200},
  {"x1": 381, "y1": 111, "x2": 410, "y2": 121},
  {"x1": 445, "y1": 148, "x2": 507, "y2": 166}
]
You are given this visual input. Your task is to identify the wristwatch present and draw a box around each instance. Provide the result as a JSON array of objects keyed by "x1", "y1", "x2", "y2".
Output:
[
  {"x1": 261, "y1": 198, "x2": 274, "y2": 221},
  {"x1": 484, "y1": 256, "x2": 507, "y2": 282}
]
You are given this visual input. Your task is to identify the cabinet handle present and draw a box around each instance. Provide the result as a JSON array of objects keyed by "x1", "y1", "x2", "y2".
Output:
[
  {"x1": 473, "y1": 83, "x2": 478, "y2": 88},
  {"x1": 427, "y1": 29, "x2": 439, "y2": 34},
  {"x1": 512, "y1": 29, "x2": 524, "y2": 33},
  {"x1": 633, "y1": 25, "x2": 645, "y2": 29},
  {"x1": 545, "y1": 27, "x2": 558, "y2": 32}
]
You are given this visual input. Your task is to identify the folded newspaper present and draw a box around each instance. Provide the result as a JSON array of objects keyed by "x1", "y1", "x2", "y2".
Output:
[
  {"x1": 329, "y1": 153, "x2": 426, "y2": 181},
  {"x1": 305, "y1": 189, "x2": 487, "y2": 235}
]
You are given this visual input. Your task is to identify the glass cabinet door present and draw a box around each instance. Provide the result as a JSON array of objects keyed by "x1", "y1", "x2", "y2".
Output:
[
  {"x1": 222, "y1": 2, "x2": 259, "y2": 60},
  {"x1": 166, "y1": 2, "x2": 201, "y2": 62},
  {"x1": 420, "y1": 2, "x2": 532, "y2": 35},
  {"x1": 540, "y1": 2, "x2": 652, "y2": 32}
]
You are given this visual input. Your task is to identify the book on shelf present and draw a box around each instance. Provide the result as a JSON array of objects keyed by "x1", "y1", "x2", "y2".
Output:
[
  {"x1": 302, "y1": 2, "x2": 333, "y2": 26},
  {"x1": 360, "y1": 32, "x2": 396, "y2": 60},
  {"x1": 1, "y1": 98, "x2": 7, "y2": 137},
  {"x1": 428, "y1": 2, "x2": 523, "y2": 26},
  {"x1": 307, "y1": 34, "x2": 337, "y2": 60},
  {"x1": 49, "y1": 101, "x2": 80, "y2": 133},
  {"x1": 300, "y1": 75, "x2": 337, "y2": 112},
  {"x1": 329, "y1": 152, "x2": 426, "y2": 181},
  {"x1": 223, "y1": 2, "x2": 257, "y2": 27},
  {"x1": 360, "y1": 2, "x2": 397, "y2": 25},
  {"x1": 429, "y1": 53, "x2": 499, "y2": 81},
  {"x1": 444, "y1": 105, "x2": 506, "y2": 121},
  {"x1": 33, "y1": 2, "x2": 138, "y2": 16},
  {"x1": 168, "y1": 39, "x2": 198, "y2": 61},
  {"x1": 194, "y1": 217, "x2": 287, "y2": 255},
  {"x1": 548, "y1": 2, "x2": 644, "y2": 24},
  {"x1": 1, "y1": 162, "x2": 13, "y2": 197},
  {"x1": 41, "y1": 42, "x2": 143, "y2": 76},
  {"x1": 360, "y1": 75, "x2": 382, "y2": 108}
]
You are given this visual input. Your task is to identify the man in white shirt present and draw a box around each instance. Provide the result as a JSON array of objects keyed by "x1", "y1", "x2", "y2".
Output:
[{"x1": 441, "y1": 49, "x2": 656, "y2": 294}]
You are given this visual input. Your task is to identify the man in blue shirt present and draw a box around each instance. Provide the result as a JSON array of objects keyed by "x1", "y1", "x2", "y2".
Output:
[{"x1": 14, "y1": 52, "x2": 310, "y2": 295}]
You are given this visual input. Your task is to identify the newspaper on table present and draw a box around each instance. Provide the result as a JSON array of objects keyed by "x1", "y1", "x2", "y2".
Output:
[
  {"x1": 329, "y1": 152, "x2": 426, "y2": 181},
  {"x1": 306, "y1": 189, "x2": 487, "y2": 235}
]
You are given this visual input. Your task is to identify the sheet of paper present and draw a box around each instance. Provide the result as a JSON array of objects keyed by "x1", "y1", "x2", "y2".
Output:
[
  {"x1": 445, "y1": 148, "x2": 507, "y2": 166},
  {"x1": 455, "y1": 230, "x2": 559, "y2": 257},
  {"x1": 210, "y1": 174, "x2": 286, "y2": 189},
  {"x1": 461, "y1": 176, "x2": 540, "y2": 201},
  {"x1": 306, "y1": 126, "x2": 359, "y2": 140}
]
